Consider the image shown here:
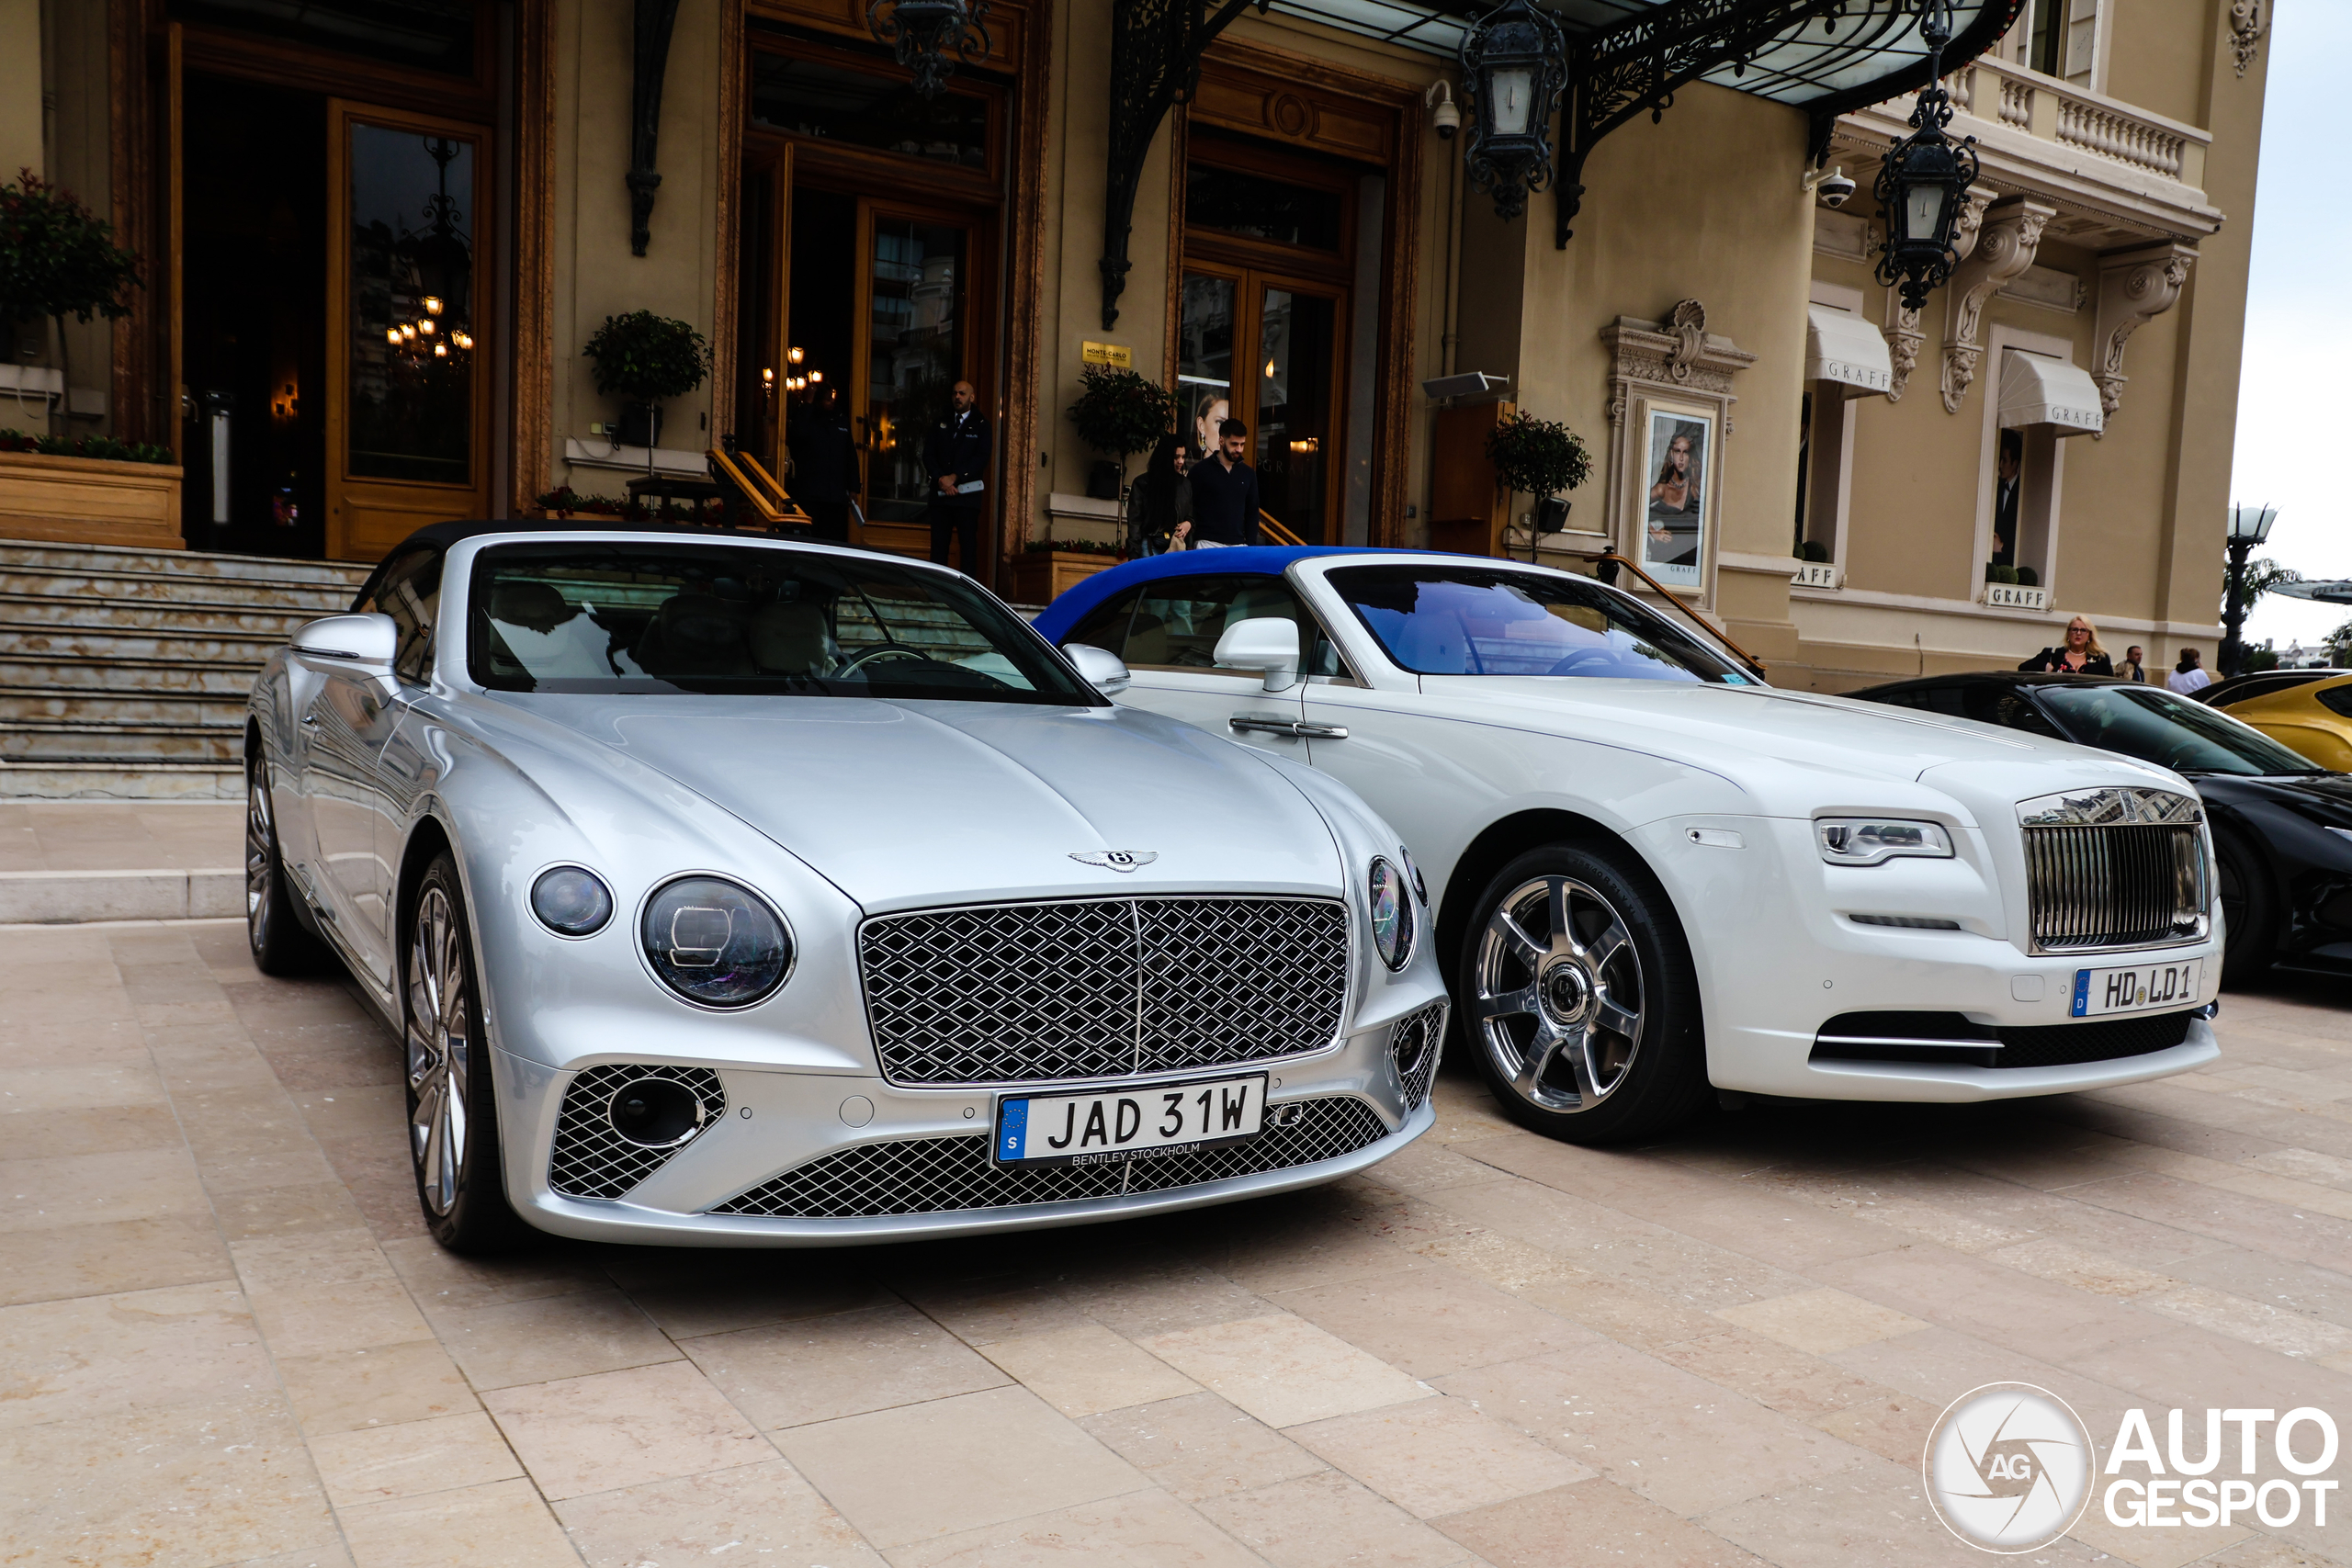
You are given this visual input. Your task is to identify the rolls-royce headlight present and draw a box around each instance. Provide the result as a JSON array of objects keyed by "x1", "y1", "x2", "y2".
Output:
[
  {"x1": 531, "y1": 866, "x2": 614, "y2": 936},
  {"x1": 640, "y1": 876, "x2": 793, "y2": 1007},
  {"x1": 1815, "y1": 818, "x2": 1954, "y2": 866},
  {"x1": 1369, "y1": 857, "x2": 1414, "y2": 970}
]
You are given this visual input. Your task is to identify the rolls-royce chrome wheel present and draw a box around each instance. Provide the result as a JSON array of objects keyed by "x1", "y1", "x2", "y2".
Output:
[
  {"x1": 402, "y1": 853, "x2": 523, "y2": 1251},
  {"x1": 1459, "y1": 842, "x2": 1710, "y2": 1144}
]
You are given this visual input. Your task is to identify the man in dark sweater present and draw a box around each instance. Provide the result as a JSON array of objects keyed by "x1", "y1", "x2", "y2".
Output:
[{"x1": 1187, "y1": 418, "x2": 1261, "y2": 548}]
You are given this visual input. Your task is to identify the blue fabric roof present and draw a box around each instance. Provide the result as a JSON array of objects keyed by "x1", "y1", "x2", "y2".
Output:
[{"x1": 1029, "y1": 547, "x2": 1411, "y2": 644}]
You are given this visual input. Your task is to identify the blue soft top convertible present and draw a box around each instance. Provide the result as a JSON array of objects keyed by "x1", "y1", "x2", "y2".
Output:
[{"x1": 1030, "y1": 547, "x2": 1409, "y2": 643}]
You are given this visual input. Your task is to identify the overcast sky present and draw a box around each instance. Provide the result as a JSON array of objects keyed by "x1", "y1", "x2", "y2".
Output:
[{"x1": 2233, "y1": 1, "x2": 2347, "y2": 655}]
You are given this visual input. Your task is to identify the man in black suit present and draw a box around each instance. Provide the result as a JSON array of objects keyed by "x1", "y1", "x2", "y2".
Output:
[
  {"x1": 1992, "y1": 429, "x2": 2022, "y2": 569},
  {"x1": 925, "y1": 380, "x2": 989, "y2": 572},
  {"x1": 786, "y1": 386, "x2": 860, "y2": 542}
]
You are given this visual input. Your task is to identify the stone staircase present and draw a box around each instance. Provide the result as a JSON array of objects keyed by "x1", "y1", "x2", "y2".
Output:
[{"x1": 0, "y1": 539, "x2": 373, "y2": 799}]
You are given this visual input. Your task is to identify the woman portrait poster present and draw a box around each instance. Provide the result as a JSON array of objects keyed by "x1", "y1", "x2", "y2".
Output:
[{"x1": 1642, "y1": 412, "x2": 1710, "y2": 587}]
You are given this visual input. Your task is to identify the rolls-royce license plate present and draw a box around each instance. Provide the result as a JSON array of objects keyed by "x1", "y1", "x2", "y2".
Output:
[
  {"x1": 2072, "y1": 959, "x2": 2202, "y2": 1018},
  {"x1": 993, "y1": 1073, "x2": 1266, "y2": 1167}
]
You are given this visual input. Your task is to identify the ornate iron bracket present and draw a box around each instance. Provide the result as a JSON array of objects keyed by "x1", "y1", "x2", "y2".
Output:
[
  {"x1": 1101, "y1": 0, "x2": 1266, "y2": 330},
  {"x1": 628, "y1": 0, "x2": 682, "y2": 257}
]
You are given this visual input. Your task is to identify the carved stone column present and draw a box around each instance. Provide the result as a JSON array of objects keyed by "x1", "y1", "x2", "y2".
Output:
[
  {"x1": 2090, "y1": 242, "x2": 2197, "y2": 429},
  {"x1": 1940, "y1": 197, "x2": 2056, "y2": 414}
]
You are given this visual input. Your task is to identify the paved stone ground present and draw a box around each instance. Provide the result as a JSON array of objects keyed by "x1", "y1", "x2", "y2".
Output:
[
  {"x1": 0, "y1": 801, "x2": 243, "y2": 873},
  {"x1": 4, "y1": 915, "x2": 2350, "y2": 1568}
]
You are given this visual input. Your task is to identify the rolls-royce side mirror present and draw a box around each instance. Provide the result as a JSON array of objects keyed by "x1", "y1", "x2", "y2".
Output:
[
  {"x1": 1064, "y1": 643, "x2": 1132, "y2": 696},
  {"x1": 1215, "y1": 617, "x2": 1302, "y2": 694},
  {"x1": 290, "y1": 612, "x2": 399, "y2": 671}
]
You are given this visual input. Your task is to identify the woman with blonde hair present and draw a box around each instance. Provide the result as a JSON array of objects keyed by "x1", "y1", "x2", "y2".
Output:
[{"x1": 2018, "y1": 615, "x2": 2113, "y2": 675}]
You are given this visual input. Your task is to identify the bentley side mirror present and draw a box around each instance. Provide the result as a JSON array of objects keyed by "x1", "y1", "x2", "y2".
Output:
[
  {"x1": 1215, "y1": 617, "x2": 1302, "y2": 694},
  {"x1": 290, "y1": 612, "x2": 399, "y2": 671},
  {"x1": 1064, "y1": 642, "x2": 1131, "y2": 696}
]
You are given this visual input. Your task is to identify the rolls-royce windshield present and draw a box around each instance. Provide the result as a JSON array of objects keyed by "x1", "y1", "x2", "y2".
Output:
[{"x1": 1324, "y1": 565, "x2": 1748, "y2": 682}]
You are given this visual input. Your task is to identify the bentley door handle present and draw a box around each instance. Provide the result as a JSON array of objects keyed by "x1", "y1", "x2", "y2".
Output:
[
  {"x1": 1295, "y1": 723, "x2": 1349, "y2": 739},
  {"x1": 1228, "y1": 716, "x2": 1350, "y2": 740}
]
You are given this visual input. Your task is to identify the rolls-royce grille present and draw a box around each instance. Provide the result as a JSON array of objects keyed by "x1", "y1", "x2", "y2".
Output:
[
  {"x1": 707, "y1": 1095, "x2": 1390, "y2": 1219},
  {"x1": 2024, "y1": 825, "x2": 2207, "y2": 951},
  {"x1": 548, "y1": 1065, "x2": 726, "y2": 1200},
  {"x1": 859, "y1": 896, "x2": 1350, "y2": 1086}
]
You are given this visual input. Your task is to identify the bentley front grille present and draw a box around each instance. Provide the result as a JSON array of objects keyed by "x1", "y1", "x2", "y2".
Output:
[
  {"x1": 548, "y1": 1065, "x2": 726, "y2": 1200},
  {"x1": 859, "y1": 896, "x2": 1351, "y2": 1087},
  {"x1": 2018, "y1": 787, "x2": 2209, "y2": 953},
  {"x1": 707, "y1": 1095, "x2": 1390, "y2": 1219}
]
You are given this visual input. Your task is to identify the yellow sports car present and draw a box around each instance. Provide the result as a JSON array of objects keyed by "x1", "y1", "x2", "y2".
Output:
[{"x1": 2201, "y1": 670, "x2": 2352, "y2": 771}]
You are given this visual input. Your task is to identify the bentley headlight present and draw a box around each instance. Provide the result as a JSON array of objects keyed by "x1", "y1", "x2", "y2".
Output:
[
  {"x1": 640, "y1": 876, "x2": 793, "y2": 1007},
  {"x1": 1369, "y1": 857, "x2": 1414, "y2": 970},
  {"x1": 531, "y1": 866, "x2": 614, "y2": 936},
  {"x1": 1815, "y1": 818, "x2": 1954, "y2": 866},
  {"x1": 1399, "y1": 844, "x2": 1428, "y2": 905}
]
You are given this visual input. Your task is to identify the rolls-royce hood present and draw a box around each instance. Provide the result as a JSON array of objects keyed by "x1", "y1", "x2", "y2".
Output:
[{"x1": 508, "y1": 694, "x2": 1344, "y2": 910}]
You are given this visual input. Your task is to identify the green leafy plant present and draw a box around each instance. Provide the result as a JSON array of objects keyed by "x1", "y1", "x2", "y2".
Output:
[
  {"x1": 1486, "y1": 412, "x2": 1590, "y2": 502},
  {"x1": 2015, "y1": 565, "x2": 2039, "y2": 587},
  {"x1": 1066, "y1": 367, "x2": 1173, "y2": 484},
  {"x1": 0, "y1": 171, "x2": 142, "y2": 438},
  {"x1": 1023, "y1": 536, "x2": 1128, "y2": 558},
  {"x1": 1, "y1": 427, "x2": 173, "y2": 464},
  {"x1": 582, "y1": 311, "x2": 711, "y2": 404},
  {"x1": 1796, "y1": 539, "x2": 1830, "y2": 563},
  {"x1": 1985, "y1": 563, "x2": 2019, "y2": 585}
]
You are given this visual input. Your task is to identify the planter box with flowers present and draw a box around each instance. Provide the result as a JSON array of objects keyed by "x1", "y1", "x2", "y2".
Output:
[
  {"x1": 1008, "y1": 538, "x2": 1126, "y2": 604},
  {"x1": 0, "y1": 432, "x2": 182, "y2": 548}
]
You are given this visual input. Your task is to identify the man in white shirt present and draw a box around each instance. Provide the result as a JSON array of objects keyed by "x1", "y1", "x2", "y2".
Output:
[{"x1": 2165, "y1": 648, "x2": 2212, "y2": 694}]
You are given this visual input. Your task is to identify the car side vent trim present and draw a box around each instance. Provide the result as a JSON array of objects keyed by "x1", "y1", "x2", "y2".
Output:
[{"x1": 548, "y1": 1064, "x2": 727, "y2": 1201}]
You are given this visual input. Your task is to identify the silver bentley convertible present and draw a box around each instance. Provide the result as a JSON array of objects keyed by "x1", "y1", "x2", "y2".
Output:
[{"x1": 243, "y1": 524, "x2": 1446, "y2": 1251}]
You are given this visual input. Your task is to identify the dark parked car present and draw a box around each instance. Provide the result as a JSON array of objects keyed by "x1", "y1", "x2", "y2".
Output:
[{"x1": 1849, "y1": 672, "x2": 2352, "y2": 983}]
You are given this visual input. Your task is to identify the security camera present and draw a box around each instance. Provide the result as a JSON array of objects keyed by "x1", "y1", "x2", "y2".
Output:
[
  {"x1": 1425, "y1": 81, "x2": 1461, "y2": 141},
  {"x1": 1805, "y1": 165, "x2": 1857, "y2": 208}
]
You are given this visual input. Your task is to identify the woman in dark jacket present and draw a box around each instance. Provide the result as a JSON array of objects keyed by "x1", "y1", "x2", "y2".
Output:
[
  {"x1": 1126, "y1": 435, "x2": 1193, "y2": 557},
  {"x1": 2018, "y1": 615, "x2": 2114, "y2": 676}
]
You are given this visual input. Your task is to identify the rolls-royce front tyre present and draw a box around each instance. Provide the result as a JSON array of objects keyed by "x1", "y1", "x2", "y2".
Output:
[
  {"x1": 404, "y1": 854, "x2": 526, "y2": 1253},
  {"x1": 245, "y1": 756, "x2": 332, "y2": 977},
  {"x1": 1459, "y1": 840, "x2": 1710, "y2": 1145}
]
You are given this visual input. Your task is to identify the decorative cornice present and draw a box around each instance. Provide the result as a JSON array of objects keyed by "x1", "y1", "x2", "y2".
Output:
[
  {"x1": 2230, "y1": 0, "x2": 2265, "y2": 77},
  {"x1": 1600, "y1": 299, "x2": 1758, "y2": 412},
  {"x1": 1940, "y1": 197, "x2": 2056, "y2": 413},
  {"x1": 2090, "y1": 241, "x2": 2197, "y2": 430}
]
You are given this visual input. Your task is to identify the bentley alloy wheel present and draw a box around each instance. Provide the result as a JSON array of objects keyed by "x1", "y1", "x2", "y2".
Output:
[
  {"x1": 1460, "y1": 842, "x2": 1710, "y2": 1144},
  {"x1": 402, "y1": 853, "x2": 522, "y2": 1251},
  {"x1": 244, "y1": 752, "x2": 329, "y2": 976}
]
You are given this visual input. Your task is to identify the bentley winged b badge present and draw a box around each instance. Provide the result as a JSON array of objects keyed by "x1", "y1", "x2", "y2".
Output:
[{"x1": 1069, "y1": 851, "x2": 1159, "y2": 872}]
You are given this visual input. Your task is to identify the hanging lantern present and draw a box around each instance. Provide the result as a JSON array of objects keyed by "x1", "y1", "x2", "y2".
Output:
[
  {"x1": 1458, "y1": 0, "x2": 1568, "y2": 223},
  {"x1": 865, "y1": 0, "x2": 992, "y2": 99},
  {"x1": 1873, "y1": 0, "x2": 1981, "y2": 311}
]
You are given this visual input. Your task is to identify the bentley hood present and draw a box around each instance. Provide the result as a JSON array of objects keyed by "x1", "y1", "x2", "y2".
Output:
[{"x1": 500, "y1": 694, "x2": 1346, "y2": 911}]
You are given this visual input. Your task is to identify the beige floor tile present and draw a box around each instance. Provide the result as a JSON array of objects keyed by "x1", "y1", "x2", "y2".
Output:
[
  {"x1": 1710, "y1": 1286, "x2": 1929, "y2": 1355},
  {"x1": 888, "y1": 1484, "x2": 1263, "y2": 1568},
  {"x1": 1436, "y1": 1478, "x2": 1770, "y2": 1568},
  {"x1": 1804, "y1": 1388, "x2": 1949, "y2": 1465},
  {"x1": 686, "y1": 1300, "x2": 1008, "y2": 1429},
  {"x1": 1194, "y1": 1469, "x2": 1469, "y2": 1568},
  {"x1": 2064, "y1": 1501, "x2": 2256, "y2": 1568},
  {"x1": 0, "y1": 1391, "x2": 339, "y2": 1568},
  {"x1": 1699, "y1": 1452, "x2": 2109, "y2": 1567},
  {"x1": 0, "y1": 1142, "x2": 210, "y2": 1233},
  {"x1": 483, "y1": 1359, "x2": 772, "y2": 1501},
  {"x1": 1288, "y1": 1394, "x2": 1592, "y2": 1519},
  {"x1": 0, "y1": 1101, "x2": 183, "y2": 1161},
  {"x1": 1988, "y1": 1237, "x2": 2178, "y2": 1297},
  {"x1": 276, "y1": 1338, "x2": 481, "y2": 1437},
  {"x1": 210, "y1": 1179, "x2": 373, "y2": 1241},
  {"x1": 1060, "y1": 1262, "x2": 1275, "y2": 1338},
  {"x1": 1208, "y1": 1205, "x2": 1437, "y2": 1295},
  {"x1": 0, "y1": 1211, "x2": 233, "y2": 1306},
  {"x1": 1437, "y1": 1344, "x2": 1866, "y2": 1517},
  {"x1": 1080, "y1": 1391, "x2": 1328, "y2": 1503},
  {"x1": 1142, "y1": 1312, "x2": 1437, "y2": 1429},
  {"x1": 1645, "y1": 1325, "x2": 1891, "y2": 1417},
  {"x1": 220, "y1": 1542, "x2": 360, "y2": 1568},
  {"x1": 553, "y1": 1458, "x2": 883, "y2": 1566},
  {"x1": 235, "y1": 1229, "x2": 435, "y2": 1359},
  {"x1": 307, "y1": 1409, "x2": 523, "y2": 1506},
  {"x1": 1271, "y1": 1264, "x2": 1600, "y2": 1379},
  {"x1": 433, "y1": 1286, "x2": 681, "y2": 1391},
  {"x1": 627, "y1": 1271, "x2": 889, "y2": 1339},
  {"x1": 0, "y1": 1061, "x2": 164, "y2": 1114},
  {"x1": 1808, "y1": 1243, "x2": 2165, "y2": 1362},
  {"x1": 339, "y1": 1475, "x2": 581, "y2": 1568},
  {"x1": 774, "y1": 1383, "x2": 1147, "y2": 1549},
  {"x1": 0, "y1": 1280, "x2": 268, "y2": 1429},
  {"x1": 380, "y1": 1232, "x2": 609, "y2": 1314},
  {"x1": 980, "y1": 1323, "x2": 1203, "y2": 1417},
  {"x1": 2140, "y1": 1282, "x2": 2352, "y2": 1359},
  {"x1": 900, "y1": 1279, "x2": 1098, "y2": 1347}
]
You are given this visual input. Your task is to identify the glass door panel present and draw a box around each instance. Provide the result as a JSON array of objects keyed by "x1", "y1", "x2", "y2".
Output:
[
  {"x1": 1179, "y1": 272, "x2": 1237, "y2": 457},
  {"x1": 1255, "y1": 286, "x2": 1337, "y2": 545},
  {"x1": 862, "y1": 212, "x2": 966, "y2": 525}
]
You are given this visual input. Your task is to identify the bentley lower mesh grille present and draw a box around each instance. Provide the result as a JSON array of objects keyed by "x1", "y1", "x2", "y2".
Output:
[
  {"x1": 708, "y1": 1096, "x2": 1391, "y2": 1219},
  {"x1": 860, "y1": 896, "x2": 1350, "y2": 1086},
  {"x1": 548, "y1": 1065, "x2": 726, "y2": 1200},
  {"x1": 1391, "y1": 1003, "x2": 1447, "y2": 1112},
  {"x1": 2024, "y1": 825, "x2": 2206, "y2": 952}
]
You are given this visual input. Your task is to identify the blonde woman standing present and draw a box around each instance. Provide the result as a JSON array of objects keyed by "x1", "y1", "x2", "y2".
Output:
[{"x1": 2018, "y1": 615, "x2": 2114, "y2": 675}]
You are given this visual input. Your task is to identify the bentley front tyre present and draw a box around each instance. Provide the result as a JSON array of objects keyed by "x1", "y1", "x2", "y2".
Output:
[
  {"x1": 1460, "y1": 841, "x2": 1709, "y2": 1145},
  {"x1": 245, "y1": 755, "x2": 332, "y2": 976},
  {"x1": 404, "y1": 854, "x2": 526, "y2": 1253}
]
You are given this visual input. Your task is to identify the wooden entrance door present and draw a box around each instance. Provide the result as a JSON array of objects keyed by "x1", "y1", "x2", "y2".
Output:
[
  {"x1": 325, "y1": 102, "x2": 493, "y2": 561},
  {"x1": 1178, "y1": 264, "x2": 1347, "y2": 545}
]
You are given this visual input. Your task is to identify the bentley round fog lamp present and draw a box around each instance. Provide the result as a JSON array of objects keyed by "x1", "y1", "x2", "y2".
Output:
[
  {"x1": 607, "y1": 1076, "x2": 706, "y2": 1147},
  {"x1": 1369, "y1": 858, "x2": 1415, "y2": 970},
  {"x1": 640, "y1": 876, "x2": 793, "y2": 1007},
  {"x1": 531, "y1": 866, "x2": 615, "y2": 937}
]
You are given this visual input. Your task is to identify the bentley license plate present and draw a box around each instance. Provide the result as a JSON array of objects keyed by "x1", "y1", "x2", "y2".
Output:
[
  {"x1": 2072, "y1": 959, "x2": 2202, "y2": 1018},
  {"x1": 993, "y1": 1073, "x2": 1266, "y2": 1167}
]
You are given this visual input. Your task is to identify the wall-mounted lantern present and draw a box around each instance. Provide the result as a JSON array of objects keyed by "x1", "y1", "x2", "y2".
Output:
[
  {"x1": 1458, "y1": 0, "x2": 1568, "y2": 222},
  {"x1": 1872, "y1": 0, "x2": 1981, "y2": 310},
  {"x1": 866, "y1": 0, "x2": 993, "y2": 98}
]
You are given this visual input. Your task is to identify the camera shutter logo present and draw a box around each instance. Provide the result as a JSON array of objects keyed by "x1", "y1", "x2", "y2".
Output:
[{"x1": 1923, "y1": 1382, "x2": 2094, "y2": 1551}]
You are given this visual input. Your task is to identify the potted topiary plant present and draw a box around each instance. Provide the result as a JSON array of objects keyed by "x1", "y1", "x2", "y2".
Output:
[
  {"x1": 0, "y1": 170, "x2": 141, "y2": 440},
  {"x1": 1486, "y1": 412, "x2": 1591, "y2": 560},
  {"x1": 1066, "y1": 366, "x2": 1172, "y2": 505},
  {"x1": 582, "y1": 310, "x2": 710, "y2": 473}
]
